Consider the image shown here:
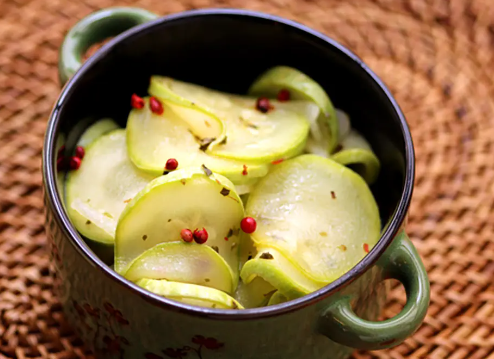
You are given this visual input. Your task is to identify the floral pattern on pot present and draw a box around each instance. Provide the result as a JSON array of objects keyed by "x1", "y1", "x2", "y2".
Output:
[
  {"x1": 145, "y1": 335, "x2": 224, "y2": 359},
  {"x1": 72, "y1": 300, "x2": 130, "y2": 357}
]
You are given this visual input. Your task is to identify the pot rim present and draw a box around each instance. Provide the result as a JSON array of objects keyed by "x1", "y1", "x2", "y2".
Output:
[{"x1": 43, "y1": 8, "x2": 415, "y2": 319}]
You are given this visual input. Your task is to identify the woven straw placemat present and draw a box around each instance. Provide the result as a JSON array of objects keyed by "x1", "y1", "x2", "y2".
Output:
[{"x1": 2, "y1": 0, "x2": 494, "y2": 358}]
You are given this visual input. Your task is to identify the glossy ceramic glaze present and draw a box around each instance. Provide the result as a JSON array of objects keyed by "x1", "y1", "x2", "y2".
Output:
[{"x1": 42, "y1": 8, "x2": 429, "y2": 359}]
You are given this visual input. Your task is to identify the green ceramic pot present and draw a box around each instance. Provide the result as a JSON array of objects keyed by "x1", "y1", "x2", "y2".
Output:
[{"x1": 43, "y1": 7, "x2": 429, "y2": 359}]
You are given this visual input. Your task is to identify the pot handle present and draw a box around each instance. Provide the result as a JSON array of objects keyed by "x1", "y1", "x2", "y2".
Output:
[
  {"x1": 318, "y1": 231, "x2": 429, "y2": 350},
  {"x1": 58, "y1": 7, "x2": 158, "y2": 85}
]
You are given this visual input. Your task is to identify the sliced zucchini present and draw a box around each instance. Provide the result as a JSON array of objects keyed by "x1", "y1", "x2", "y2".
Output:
[
  {"x1": 331, "y1": 130, "x2": 380, "y2": 184},
  {"x1": 238, "y1": 226, "x2": 322, "y2": 302},
  {"x1": 240, "y1": 193, "x2": 250, "y2": 208},
  {"x1": 235, "y1": 230, "x2": 277, "y2": 308},
  {"x1": 246, "y1": 154, "x2": 381, "y2": 283},
  {"x1": 164, "y1": 100, "x2": 225, "y2": 143},
  {"x1": 304, "y1": 109, "x2": 350, "y2": 158},
  {"x1": 267, "y1": 291, "x2": 287, "y2": 306},
  {"x1": 234, "y1": 175, "x2": 262, "y2": 196},
  {"x1": 234, "y1": 277, "x2": 276, "y2": 309},
  {"x1": 146, "y1": 80, "x2": 225, "y2": 142},
  {"x1": 338, "y1": 129, "x2": 372, "y2": 151},
  {"x1": 248, "y1": 66, "x2": 338, "y2": 153},
  {"x1": 235, "y1": 184, "x2": 255, "y2": 196},
  {"x1": 136, "y1": 279, "x2": 244, "y2": 309},
  {"x1": 240, "y1": 246, "x2": 323, "y2": 300},
  {"x1": 123, "y1": 242, "x2": 236, "y2": 293},
  {"x1": 77, "y1": 118, "x2": 120, "y2": 148},
  {"x1": 238, "y1": 232, "x2": 257, "y2": 270},
  {"x1": 65, "y1": 129, "x2": 154, "y2": 244},
  {"x1": 149, "y1": 76, "x2": 310, "y2": 163},
  {"x1": 126, "y1": 98, "x2": 269, "y2": 185},
  {"x1": 336, "y1": 109, "x2": 351, "y2": 143},
  {"x1": 331, "y1": 150, "x2": 380, "y2": 185},
  {"x1": 114, "y1": 168, "x2": 244, "y2": 275},
  {"x1": 305, "y1": 137, "x2": 329, "y2": 158}
]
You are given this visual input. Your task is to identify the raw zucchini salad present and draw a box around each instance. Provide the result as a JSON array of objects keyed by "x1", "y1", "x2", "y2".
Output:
[{"x1": 58, "y1": 66, "x2": 381, "y2": 309}]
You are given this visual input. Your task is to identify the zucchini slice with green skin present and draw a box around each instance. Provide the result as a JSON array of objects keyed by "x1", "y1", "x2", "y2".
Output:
[
  {"x1": 234, "y1": 174, "x2": 263, "y2": 196},
  {"x1": 147, "y1": 81, "x2": 226, "y2": 143},
  {"x1": 61, "y1": 118, "x2": 120, "y2": 206},
  {"x1": 240, "y1": 247, "x2": 323, "y2": 300},
  {"x1": 246, "y1": 154, "x2": 381, "y2": 284},
  {"x1": 237, "y1": 221, "x2": 322, "y2": 302},
  {"x1": 305, "y1": 108, "x2": 351, "y2": 158},
  {"x1": 336, "y1": 109, "x2": 351, "y2": 143},
  {"x1": 235, "y1": 184, "x2": 255, "y2": 196},
  {"x1": 65, "y1": 129, "x2": 154, "y2": 244},
  {"x1": 114, "y1": 168, "x2": 244, "y2": 275},
  {"x1": 126, "y1": 98, "x2": 269, "y2": 185},
  {"x1": 338, "y1": 129, "x2": 372, "y2": 151},
  {"x1": 248, "y1": 66, "x2": 339, "y2": 154},
  {"x1": 123, "y1": 242, "x2": 236, "y2": 293},
  {"x1": 234, "y1": 277, "x2": 276, "y2": 309},
  {"x1": 267, "y1": 291, "x2": 287, "y2": 306},
  {"x1": 234, "y1": 231, "x2": 277, "y2": 308},
  {"x1": 77, "y1": 118, "x2": 120, "y2": 148},
  {"x1": 238, "y1": 232, "x2": 257, "y2": 270},
  {"x1": 304, "y1": 137, "x2": 328, "y2": 158},
  {"x1": 331, "y1": 130, "x2": 380, "y2": 184},
  {"x1": 149, "y1": 76, "x2": 310, "y2": 163},
  {"x1": 136, "y1": 279, "x2": 244, "y2": 309}
]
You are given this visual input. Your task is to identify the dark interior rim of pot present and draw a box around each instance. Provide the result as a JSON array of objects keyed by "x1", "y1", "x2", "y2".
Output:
[{"x1": 43, "y1": 8, "x2": 415, "y2": 319}]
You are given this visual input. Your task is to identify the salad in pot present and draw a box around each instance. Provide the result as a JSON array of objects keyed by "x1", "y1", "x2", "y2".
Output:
[{"x1": 58, "y1": 66, "x2": 381, "y2": 310}]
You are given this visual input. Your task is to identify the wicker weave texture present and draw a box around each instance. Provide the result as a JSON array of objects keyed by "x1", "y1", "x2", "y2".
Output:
[{"x1": 2, "y1": 0, "x2": 494, "y2": 358}]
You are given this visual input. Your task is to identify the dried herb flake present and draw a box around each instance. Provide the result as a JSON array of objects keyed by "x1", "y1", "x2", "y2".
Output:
[
  {"x1": 220, "y1": 187, "x2": 230, "y2": 196},
  {"x1": 199, "y1": 137, "x2": 215, "y2": 151},
  {"x1": 260, "y1": 252, "x2": 274, "y2": 260},
  {"x1": 201, "y1": 164, "x2": 212, "y2": 176},
  {"x1": 211, "y1": 246, "x2": 219, "y2": 253}
]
